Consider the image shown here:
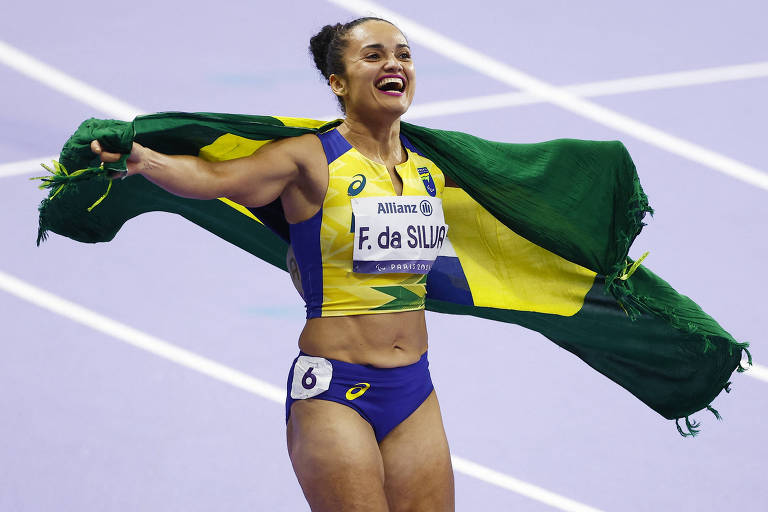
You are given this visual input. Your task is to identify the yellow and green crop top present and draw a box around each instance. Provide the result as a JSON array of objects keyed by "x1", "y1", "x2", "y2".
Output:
[{"x1": 289, "y1": 128, "x2": 446, "y2": 318}]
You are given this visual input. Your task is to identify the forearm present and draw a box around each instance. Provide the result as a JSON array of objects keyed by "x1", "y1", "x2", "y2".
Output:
[
  {"x1": 135, "y1": 149, "x2": 224, "y2": 200},
  {"x1": 92, "y1": 137, "x2": 301, "y2": 207}
]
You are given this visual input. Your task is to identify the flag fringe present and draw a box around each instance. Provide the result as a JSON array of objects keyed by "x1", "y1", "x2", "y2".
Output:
[
  {"x1": 605, "y1": 170, "x2": 653, "y2": 316},
  {"x1": 603, "y1": 170, "x2": 750, "y2": 437},
  {"x1": 675, "y1": 416, "x2": 701, "y2": 437},
  {"x1": 706, "y1": 405, "x2": 722, "y2": 421},
  {"x1": 35, "y1": 162, "x2": 112, "y2": 246},
  {"x1": 612, "y1": 284, "x2": 750, "y2": 434}
]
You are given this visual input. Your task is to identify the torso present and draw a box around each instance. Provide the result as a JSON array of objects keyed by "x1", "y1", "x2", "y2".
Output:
[
  {"x1": 279, "y1": 125, "x2": 444, "y2": 367},
  {"x1": 299, "y1": 312, "x2": 427, "y2": 367}
]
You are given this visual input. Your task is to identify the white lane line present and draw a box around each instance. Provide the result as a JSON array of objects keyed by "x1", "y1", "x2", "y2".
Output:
[
  {"x1": 0, "y1": 269, "x2": 601, "y2": 511},
  {"x1": 747, "y1": 362, "x2": 768, "y2": 383},
  {"x1": 451, "y1": 457, "x2": 604, "y2": 512},
  {"x1": 404, "y1": 91, "x2": 555, "y2": 119},
  {"x1": 0, "y1": 155, "x2": 58, "y2": 178},
  {"x1": 0, "y1": 40, "x2": 145, "y2": 120},
  {"x1": 405, "y1": 61, "x2": 768, "y2": 120},
  {"x1": 0, "y1": 270, "x2": 284, "y2": 403},
  {"x1": 328, "y1": 0, "x2": 768, "y2": 192},
  {"x1": 564, "y1": 61, "x2": 768, "y2": 97}
]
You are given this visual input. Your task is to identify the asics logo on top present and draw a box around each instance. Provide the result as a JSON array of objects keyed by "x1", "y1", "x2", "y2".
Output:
[{"x1": 348, "y1": 174, "x2": 367, "y2": 196}]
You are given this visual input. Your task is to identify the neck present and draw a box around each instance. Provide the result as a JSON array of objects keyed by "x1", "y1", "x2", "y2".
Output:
[{"x1": 337, "y1": 112, "x2": 403, "y2": 164}]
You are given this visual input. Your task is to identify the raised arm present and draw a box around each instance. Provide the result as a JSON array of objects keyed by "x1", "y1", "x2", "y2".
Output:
[{"x1": 91, "y1": 135, "x2": 315, "y2": 207}]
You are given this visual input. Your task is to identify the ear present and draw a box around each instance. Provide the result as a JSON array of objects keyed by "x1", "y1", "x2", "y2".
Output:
[{"x1": 329, "y1": 74, "x2": 347, "y2": 98}]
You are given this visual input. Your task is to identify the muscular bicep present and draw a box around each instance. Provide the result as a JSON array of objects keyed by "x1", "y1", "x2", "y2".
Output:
[{"x1": 214, "y1": 136, "x2": 307, "y2": 207}]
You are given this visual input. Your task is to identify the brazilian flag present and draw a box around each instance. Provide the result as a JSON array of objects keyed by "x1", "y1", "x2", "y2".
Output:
[{"x1": 34, "y1": 112, "x2": 750, "y2": 436}]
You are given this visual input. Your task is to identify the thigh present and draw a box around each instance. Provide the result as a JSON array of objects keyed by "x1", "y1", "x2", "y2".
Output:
[
  {"x1": 379, "y1": 391, "x2": 455, "y2": 512},
  {"x1": 287, "y1": 398, "x2": 389, "y2": 512}
]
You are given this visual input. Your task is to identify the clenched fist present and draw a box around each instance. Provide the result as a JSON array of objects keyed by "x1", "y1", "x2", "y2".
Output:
[{"x1": 90, "y1": 140, "x2": 150, "y2": 177}]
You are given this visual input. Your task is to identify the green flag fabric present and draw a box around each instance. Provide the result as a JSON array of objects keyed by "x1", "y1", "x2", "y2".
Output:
[{"x1": 35, "y1": 112, "x2": 750, "y2": 436}]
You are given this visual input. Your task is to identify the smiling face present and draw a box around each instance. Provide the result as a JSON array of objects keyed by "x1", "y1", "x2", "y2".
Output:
[{"x1": 329, "y1": 20, "x2": 415, "y2": 119}]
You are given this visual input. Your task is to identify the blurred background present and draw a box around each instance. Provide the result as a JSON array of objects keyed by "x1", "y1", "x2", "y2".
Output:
[{"x1": 1, "y1": 1, "x2": 766, "y2": 510}]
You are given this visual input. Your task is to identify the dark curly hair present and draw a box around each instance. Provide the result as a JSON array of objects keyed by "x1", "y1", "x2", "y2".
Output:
[{"x1": 309, "y1": 17, "x2": 403, "y2": 113}]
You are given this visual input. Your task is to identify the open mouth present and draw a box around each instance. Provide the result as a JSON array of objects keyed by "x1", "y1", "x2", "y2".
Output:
[{"x1": 375, "y1": 75, "x2": 406, "y2": 96}]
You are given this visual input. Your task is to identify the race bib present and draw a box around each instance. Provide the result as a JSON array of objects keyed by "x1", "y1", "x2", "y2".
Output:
[
  {"x1": 351, "y1": 196, "x2": 448, "y2": 274},
  {"x1": 290, "y1": 356, "x2": 332, "y2": 399}
]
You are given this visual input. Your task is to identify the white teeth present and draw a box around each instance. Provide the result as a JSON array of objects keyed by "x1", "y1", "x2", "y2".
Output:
[{"x1": 376, "y1": 77, "x2": 404, "y2": 90}]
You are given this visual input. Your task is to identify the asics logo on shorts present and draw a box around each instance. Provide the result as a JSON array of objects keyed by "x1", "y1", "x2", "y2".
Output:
[{"x1": 345, "y1": 383, "x2": 371, "y2": 400}]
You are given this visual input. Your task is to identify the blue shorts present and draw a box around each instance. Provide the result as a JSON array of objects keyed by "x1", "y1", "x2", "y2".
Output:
[{"x1": 285, "y1": 351, "x2": 434, "y2": 442}]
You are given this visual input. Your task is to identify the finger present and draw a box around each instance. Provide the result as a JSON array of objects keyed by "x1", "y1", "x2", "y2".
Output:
[
  {"x1": 90, "y1": 140, "x2": 123, "y2": 163},
  {"x1": 99, "y1": 151, "x2": 123, "y2": 163}
]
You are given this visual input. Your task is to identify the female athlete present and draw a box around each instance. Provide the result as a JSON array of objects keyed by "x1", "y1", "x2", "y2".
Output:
[{"x1": 92, "y1": 17, "x2": 455, "y2": 512}]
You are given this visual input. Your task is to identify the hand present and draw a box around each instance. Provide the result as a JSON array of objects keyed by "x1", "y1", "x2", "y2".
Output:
[{"x1": 90, "y1": 140, "x2": 148, "y2": 178}]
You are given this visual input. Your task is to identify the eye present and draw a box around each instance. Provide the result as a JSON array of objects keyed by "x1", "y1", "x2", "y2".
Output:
[
  {"x1": 365, "y1": 53, "x2": 380, "y2": 60},
  {"x1": 399, "y1": 51, "x2": 411, "y2": 60}
]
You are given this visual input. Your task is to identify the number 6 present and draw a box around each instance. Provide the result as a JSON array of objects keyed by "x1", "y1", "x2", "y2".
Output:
[{"x1": 302, "y1": 367, "x2": 317, "y2": 389}]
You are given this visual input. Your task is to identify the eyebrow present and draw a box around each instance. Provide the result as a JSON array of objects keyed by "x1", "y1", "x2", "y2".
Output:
[{"x1": 361, "y1": 43, "x2": 410, "y2": 51}]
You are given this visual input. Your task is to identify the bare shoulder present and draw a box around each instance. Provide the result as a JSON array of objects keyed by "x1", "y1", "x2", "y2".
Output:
[
  {"x1": 268, "y1": 132, "x2": 327, "y2": 185},
  {"x1": 278, "y1": 133, "x2": 329, "y2": 223},
  {"x1": 263, "y1": 132, "x2": 325, "y2": 167}
]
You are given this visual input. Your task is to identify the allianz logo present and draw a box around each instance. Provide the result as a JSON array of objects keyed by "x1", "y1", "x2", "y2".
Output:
[{"x1": 377, "y1": 200, "x2": 433, "y2": 216}]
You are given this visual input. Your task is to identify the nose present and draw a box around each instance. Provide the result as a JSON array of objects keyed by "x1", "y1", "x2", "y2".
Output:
[{"x1": 383, "y1": 52, "x2": 403, "y2": 72}]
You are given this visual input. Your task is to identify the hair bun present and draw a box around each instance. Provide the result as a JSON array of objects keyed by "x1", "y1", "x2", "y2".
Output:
[
  {"x1": 309, "y1": 23, "x2": 342, "y2": 79},
  {"x1": 308, "y1": 17, "x2": 399, "y2": 113}
]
